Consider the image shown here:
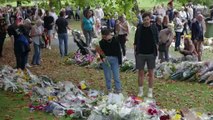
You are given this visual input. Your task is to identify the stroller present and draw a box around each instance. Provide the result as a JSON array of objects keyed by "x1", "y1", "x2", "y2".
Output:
[
  {"x1": 72, "y1": 30, "x2": 96, "y2": 65},
  {"x1": 72, "y1": 30, "x2": 92, "y2": 55}
]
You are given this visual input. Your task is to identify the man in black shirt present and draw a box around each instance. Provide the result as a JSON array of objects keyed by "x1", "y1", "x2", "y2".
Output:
[
  {"x1": 43, "y1": 10, "x2": 54, "y2": 49},
  {"x1": 55, "y1": 11, "x2": 70, "y2": 57},
  {"x1": 134, "y1": 12, "x2": 159, "y2": 98}
]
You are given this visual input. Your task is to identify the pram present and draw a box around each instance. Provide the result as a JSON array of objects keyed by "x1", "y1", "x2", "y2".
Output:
[
  {"x1": 72, "y1": 30, "x2": 96, "y2": 66},
  {"x1": 72, "y1": 30, "x2": 92, "y2": 55}
]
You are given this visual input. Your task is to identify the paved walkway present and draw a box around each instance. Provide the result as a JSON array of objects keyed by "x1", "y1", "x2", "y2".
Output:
[{"x1": 51, "y1": 33, "x2": 136, "y2": 60}]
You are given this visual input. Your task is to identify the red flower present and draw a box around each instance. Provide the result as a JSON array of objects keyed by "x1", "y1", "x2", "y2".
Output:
[
  {"x1": 147, "y1": 108, "x2": 158, "y2": 115},
  {"x1": 29, "y1": 103, "x2": 33, "y2": 108},
  {"x1": 77, "y1": 85, "x2": 80, "y2": 89},
  {"x1": 148, "y1": 108, "x2": 154, "y2": 115},
  {"x1": 81, "y1": 100, "x2": 85, "y2": 104},
  {"x1": 153, "y1": 109, "x2": 157, "y2": 114},
  {"x1": 160, "y1": 115, "x2": 170, "y2": 120},
  {"x1": 66, "y1": 109, "x2": 74, "y2": 115}
]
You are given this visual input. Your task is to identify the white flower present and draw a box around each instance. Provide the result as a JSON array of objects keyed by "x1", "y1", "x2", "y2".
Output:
[{"x1": 91, "y1": 38, "x2": 100, "y2": 48}]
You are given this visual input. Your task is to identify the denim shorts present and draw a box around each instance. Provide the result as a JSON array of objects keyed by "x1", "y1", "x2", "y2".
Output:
[
  {"x1": 48, "y1": 30, "x2": 53, "y2": 36},
  {"x1": 136, "y1": 54, "x2": 156, "y2": 70}
]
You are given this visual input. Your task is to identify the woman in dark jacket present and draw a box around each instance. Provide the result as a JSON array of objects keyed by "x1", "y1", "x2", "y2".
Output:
[{"x1": 99, "y1": 28, "x2": 122, "y2": 94}]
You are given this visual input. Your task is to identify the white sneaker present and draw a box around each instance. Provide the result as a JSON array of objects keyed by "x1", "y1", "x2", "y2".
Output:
[
  {"x1": 147, "y1": 91, "x2": 153, "y2": 98},
  {"x1": 26, "y1": 63, "x2": 32, "y2": 68},
  {"x1": 137, "y1": 90, "x2": 143, "y2": 97},
  {"x1": 48, "y1": 46, "x2": 51, "y2": 50},
  {"x1": 123, "y1": 56, "x2": 127, "y2": 61}
]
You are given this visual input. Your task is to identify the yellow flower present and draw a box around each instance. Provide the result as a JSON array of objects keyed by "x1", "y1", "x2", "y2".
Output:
[
  {"x1": 48, "y1": 96, "x2": 57, "y2": 101},
  {"x1": 196, "y1": 112, "x2": 202, "y2": 117},
  {"x1": 184, "y1": 35, "x2": 191, "y2": 40},
  {"x1": 172, "y1": 114, "x2": 182, "y2": 120},
  {"x1": 81, "y1": 83, "x2": 87, "y2": 90}
]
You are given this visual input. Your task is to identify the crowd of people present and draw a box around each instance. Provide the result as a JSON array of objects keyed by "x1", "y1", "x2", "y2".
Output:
[
  {"x1": 134, "y1": 1, "x2": 209, "y2": 97},
  {"x1": 0, "y1": 6, "x2": 68, "y2": 70},
  {"x1": 0, "y1": 1, "x2": 211, "y2": 98}
]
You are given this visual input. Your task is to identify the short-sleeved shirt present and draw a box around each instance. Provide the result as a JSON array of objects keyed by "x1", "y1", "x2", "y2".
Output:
[
  {"x1": 43, "y1": 16, "x2": 54, "y2": 30},
  {"x1": 56, "y1": 17, "x2": 68, "y2": 34},
  {"x1": 82, "y1": 17, "x2": 93, "y2": 31}
]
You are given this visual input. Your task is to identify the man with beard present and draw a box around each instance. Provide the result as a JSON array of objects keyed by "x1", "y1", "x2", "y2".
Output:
[{"x1": 134, "y1": 12, "x2": 159, "y2": 98}]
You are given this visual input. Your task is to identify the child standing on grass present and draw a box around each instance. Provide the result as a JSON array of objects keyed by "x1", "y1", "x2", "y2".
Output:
[{"x1": 99, "y1": 28, "x2": 122, "y2": 94}]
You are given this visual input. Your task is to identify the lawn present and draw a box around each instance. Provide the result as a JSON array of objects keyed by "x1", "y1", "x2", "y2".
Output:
[
  {"x1": 0, "y1": 31, "x2": 213, "y2": 120},
  {"x1": 1, "y1": 8, "x2": 213, "y2": 120}
]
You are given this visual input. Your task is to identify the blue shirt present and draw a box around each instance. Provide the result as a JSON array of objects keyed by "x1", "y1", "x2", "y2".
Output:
[{"x1": 82, "y1": 17, "x2": 93, "y2": 31}]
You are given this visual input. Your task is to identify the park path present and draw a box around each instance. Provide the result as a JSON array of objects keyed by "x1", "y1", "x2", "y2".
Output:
[{"x1": 51, "y1": 32, "x2": 136, "y2": 60}]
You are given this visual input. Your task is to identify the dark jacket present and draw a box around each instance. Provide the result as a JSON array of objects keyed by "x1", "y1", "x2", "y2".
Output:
[
  {"x1": 99, "y1": 37, "x2": 122, "y2": 65},
  {"x1": 191, "y1": 21, "x2": 203, "y2": 41},
  {"x1": 134, "y1": 24, "x2": 159, "y2": 56}
]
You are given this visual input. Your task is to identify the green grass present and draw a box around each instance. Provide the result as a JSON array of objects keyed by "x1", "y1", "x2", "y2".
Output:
[{"x1": 0, "y1": 10, "x2": 213, "y2": 120}]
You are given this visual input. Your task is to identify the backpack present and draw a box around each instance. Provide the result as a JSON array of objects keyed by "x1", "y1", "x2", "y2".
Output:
[{"x1": 18, "y1": 34, "x2": 31, "y2": 53}]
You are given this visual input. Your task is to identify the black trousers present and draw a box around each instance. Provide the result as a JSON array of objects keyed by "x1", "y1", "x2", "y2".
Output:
[
  {"x1": 14, "y1": 48, "x2": 27, "y2": 70},
  {"x1": 118, "y1": 34, "x2": 127, "y2": 56},
  {"x1": 0, "y1": 37, "x2": 5, "y2": 56},
  {"x1": 75, "y1": 13, "x2": 80, "y2": 20}
]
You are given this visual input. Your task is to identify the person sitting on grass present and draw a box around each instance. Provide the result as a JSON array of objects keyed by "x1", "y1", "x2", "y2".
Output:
[{"x1": 179, "y1": 37, "x2": 198, "y2": 61}]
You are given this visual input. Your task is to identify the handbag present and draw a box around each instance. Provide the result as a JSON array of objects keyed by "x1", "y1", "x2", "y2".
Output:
[{"x1": 39, "y1": 35, "x2": 45, "y2": 48}]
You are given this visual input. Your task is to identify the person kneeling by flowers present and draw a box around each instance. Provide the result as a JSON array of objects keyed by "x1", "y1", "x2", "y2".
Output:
[
  {"x1": 179, "y1": 37, "x2": 198, "y2": 61},
  {"x1": 99, "y1": 28, "x2": 122, "y2": 94}
]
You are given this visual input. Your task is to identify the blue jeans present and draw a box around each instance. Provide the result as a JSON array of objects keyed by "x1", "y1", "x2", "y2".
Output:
[
  {"x1": 159, "y1": 47, "x2": 169, "y2": 62},
  {"x1": 32, "y1": 43, "x2": 41, "y2": 65},
  {"x1": 175, "y1": 32, "x2": 182, "y2": 48},
  {"x1": 58, "y1": 33, "x2": 68, "y2": 57},
  {"x1": 101, "y1": 56, "x2": 121, "y2": 92},
  {"x1": 83, "y1": 30, "x2": 92, "y2": 46}
]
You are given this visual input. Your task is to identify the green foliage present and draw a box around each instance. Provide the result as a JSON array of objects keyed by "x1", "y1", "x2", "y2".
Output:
[{"x1": 61, "y1": 0, "x2": 137, "y2": 20}]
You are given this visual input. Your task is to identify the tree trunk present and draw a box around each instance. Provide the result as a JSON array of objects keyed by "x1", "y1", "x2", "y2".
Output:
[
  {"x1": 58, "y1": 0, "x2": 62, "y2": 9},
  {"x1": 133, "y1": 0, "x2": 139, "y2": 13},
  {"x1": 49, "y1": 0, "x2": 53, "y2": 8},
  {"x1": 17, "y1": 0, "x2": 22, "y2": 7}
]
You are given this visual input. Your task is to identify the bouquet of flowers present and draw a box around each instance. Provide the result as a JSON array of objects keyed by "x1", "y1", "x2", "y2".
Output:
[
  {"x1": 120, "y1": 60, "x2": 135, "y2": 72},
  {"x1": 91, "y1": 38, "x2": 110, "y2": 67}
]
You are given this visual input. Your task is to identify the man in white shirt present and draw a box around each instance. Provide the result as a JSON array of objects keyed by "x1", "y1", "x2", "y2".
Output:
[
  {"x1": 188, "y1": 5, "x2": 194, "y2": 20},
  {"x1": 179, "y1": 7, "x2": 187, "y2": 20},
  {"x1": 94, "y1": 5, "x2": 104, "y2": 20},
  {"x1": 49, "y1": 7, "x2": 58, "y2": 39},
  {"x1": 173, "y1": 11, "x2": 184, "y2": 51}
]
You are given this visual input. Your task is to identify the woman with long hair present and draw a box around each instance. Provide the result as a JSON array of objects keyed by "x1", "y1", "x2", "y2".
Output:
[
  {"x1": 116, "y1": 14, "x2": 130, "y2": 60},
  {"x1": 81, "y1": 9, "x2": 94, "y2": 46}
]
